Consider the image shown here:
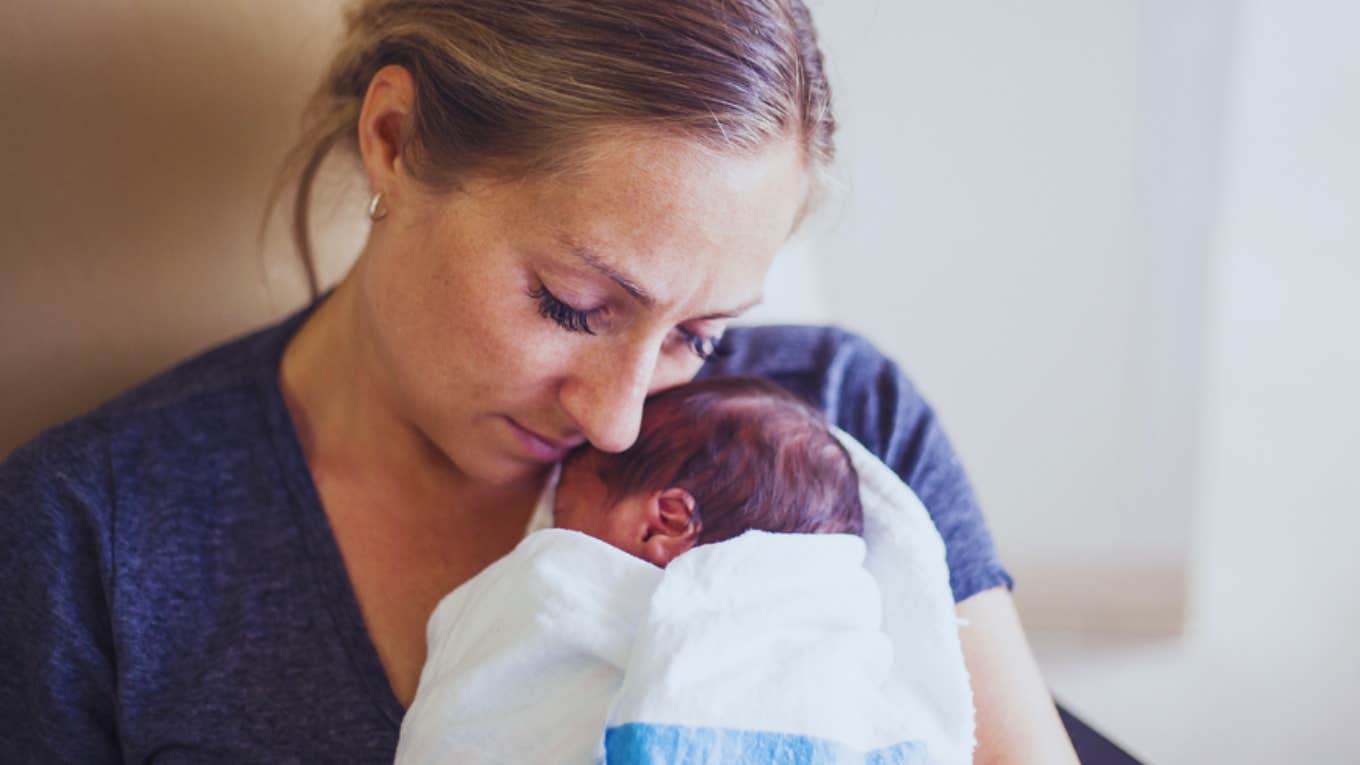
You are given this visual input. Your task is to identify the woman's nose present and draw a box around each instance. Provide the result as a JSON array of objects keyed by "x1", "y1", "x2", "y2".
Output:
[{"x1": 558, "y1": 340, "x2": 660, "y2": 453}]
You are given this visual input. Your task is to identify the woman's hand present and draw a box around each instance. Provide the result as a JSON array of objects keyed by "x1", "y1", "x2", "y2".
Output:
[{"x1": 958, "y1": 587, "x2": 1080, "y2": 764}]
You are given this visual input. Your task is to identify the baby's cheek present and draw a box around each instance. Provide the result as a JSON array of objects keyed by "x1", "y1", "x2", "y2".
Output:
[
  {"x1": 550, "y1": 489, "x2": 603, "y2": 536},
  {"x1": 550, "y1": 497, "x2": 578, "y2": 531}
]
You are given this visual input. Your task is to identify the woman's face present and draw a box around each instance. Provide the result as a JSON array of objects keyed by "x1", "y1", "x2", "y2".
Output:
[{"x1": 357, "y1": 133, "x2": 808, "y2": 487}]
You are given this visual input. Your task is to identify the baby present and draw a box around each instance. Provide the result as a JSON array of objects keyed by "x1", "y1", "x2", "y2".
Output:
[
  {"x1": 551, "y1": 375, "x2": 863, "y2": 567},
  {"x1": 396, "y1": 377, "x2": 974, "y2": 765}
]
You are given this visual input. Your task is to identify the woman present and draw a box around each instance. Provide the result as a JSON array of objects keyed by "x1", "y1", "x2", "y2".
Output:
[{"x1": 0, "y1": 1, "x2": 1077, "y2": 762}]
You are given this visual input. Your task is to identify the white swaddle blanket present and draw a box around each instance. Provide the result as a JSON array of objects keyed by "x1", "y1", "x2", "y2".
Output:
[{"x1": 394, "y1": 429, "x2": 975, "y2": 765}]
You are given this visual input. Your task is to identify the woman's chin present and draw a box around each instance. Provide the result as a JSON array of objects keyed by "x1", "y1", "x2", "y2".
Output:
[{"x1": 470, "y1": 452, "x2": 557, "y2": 489}]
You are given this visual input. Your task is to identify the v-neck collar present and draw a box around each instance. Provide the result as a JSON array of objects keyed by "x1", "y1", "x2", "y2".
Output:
[{"x1": 255, "y1": 289, "x2": 407, "y2": 726}]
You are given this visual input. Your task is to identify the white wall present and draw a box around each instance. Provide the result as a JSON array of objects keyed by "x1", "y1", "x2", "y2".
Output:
[
  {"x1": 1035, "y1": 2, "x2": 1360, "y2": 759},
  {"x1": 793, "y1": 1, "x2": 1237, "y2": 631}
]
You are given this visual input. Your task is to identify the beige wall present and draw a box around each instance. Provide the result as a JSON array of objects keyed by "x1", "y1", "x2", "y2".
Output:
[{"x1": 1, "y1": 1, "x2": 365, "y2": 457}]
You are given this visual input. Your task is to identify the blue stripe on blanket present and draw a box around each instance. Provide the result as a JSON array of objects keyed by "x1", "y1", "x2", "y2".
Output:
[{"x1": 604, "y1": 723, "x2": 928, "y2": 764}]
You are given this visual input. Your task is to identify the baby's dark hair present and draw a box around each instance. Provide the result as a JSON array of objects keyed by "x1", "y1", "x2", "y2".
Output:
[{"x1": 590, "y1": 376, "x2": 862, "y2": 543}]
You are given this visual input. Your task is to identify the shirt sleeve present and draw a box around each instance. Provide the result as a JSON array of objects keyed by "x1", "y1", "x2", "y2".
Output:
[
  {"x1": 0, "y1": 419, "x2": 125, "y2": 764},
  {"x1": 701, "y1": 325, "x2": 1014, "y2": 603}
]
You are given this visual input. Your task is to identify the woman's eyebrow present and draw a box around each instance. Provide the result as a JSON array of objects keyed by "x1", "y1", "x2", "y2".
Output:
[
  {"x1": 561, "y1": 237, "x2": 656, "y2": 308},
  {"x1": 560, "y1": 235, "x2": 763, "y2": 319}
]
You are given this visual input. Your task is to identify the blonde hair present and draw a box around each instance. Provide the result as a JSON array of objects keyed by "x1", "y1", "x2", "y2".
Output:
[{"x1": 268, "y1": 0, "x2": 837, "y2": 300}]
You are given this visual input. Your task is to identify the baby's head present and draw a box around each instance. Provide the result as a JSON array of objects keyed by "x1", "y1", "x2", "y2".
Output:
[{"x1": 553, "y1": 376, "x2": 862, "y2": 567}]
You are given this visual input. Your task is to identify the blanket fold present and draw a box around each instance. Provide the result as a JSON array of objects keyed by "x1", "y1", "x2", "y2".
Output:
[
  {"x1": 394, "y1": 530, "x2": 661, "y2": 764},
  {"x1": 606, "y1": 531, "x2": 900, "y2": 754}
]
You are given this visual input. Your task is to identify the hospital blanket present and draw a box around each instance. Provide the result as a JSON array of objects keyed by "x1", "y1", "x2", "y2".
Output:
[{"x1": 394, "y1": 429, "x2": 974, "y2": 764}]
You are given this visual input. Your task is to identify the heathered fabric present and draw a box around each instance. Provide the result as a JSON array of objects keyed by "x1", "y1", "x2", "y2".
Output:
[{"x1": 0, "y1": 294, "x2": 1012, "y2": 763}]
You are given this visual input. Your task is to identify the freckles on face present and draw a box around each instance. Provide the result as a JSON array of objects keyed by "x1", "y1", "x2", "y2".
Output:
[
  {"x1": 357, "y1": 182, "x2": 583, "y2": 483},
  {"x1": 554, "y1": 137, "x2": 805, "y2": 317}
]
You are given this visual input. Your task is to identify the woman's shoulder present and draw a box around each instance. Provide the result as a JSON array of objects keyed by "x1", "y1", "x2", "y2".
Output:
[
  {"x1": 701, "y1": 324, "x2": 1013, "y2": 603},
  {"x1": 0, "y1": 305, "x2": 321, "y2": 624},
  {"x1": 1, "y1": 410, "x2": 115, "y2": 525},
  {"x1": 702, "y1": 324, "x2": 891, "y2": 381},
  {"x1": 699, "y1": 324, "x2": 923, "y2": 452},
  {"x1": 88, "y1": 305, "x2": 308, "y2": 425},
  {"x1": 1, "y1": 304, "x2": 310, "y2": 510}
]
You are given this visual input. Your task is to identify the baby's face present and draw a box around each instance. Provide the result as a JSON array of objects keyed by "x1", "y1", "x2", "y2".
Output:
[
  {"x1": 553, "y1": 450, "x2": 617, "y2": 538},
  {"x1": 553, "y1": 449, "x2": 696, "y2": 567}
]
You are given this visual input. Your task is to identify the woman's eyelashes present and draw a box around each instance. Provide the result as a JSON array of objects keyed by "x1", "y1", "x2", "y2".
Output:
[
  {"x1": 679, "y1": 329, "x2": 721, "y2": 361},
  {"x1": 528, "y1": 284, "x2": 604, "y2": 335},
  {"x1": 529, "y1": 281, "x2": 721, "y2": 360}
]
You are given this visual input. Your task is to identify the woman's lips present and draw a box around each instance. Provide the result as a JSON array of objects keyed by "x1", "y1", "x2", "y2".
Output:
[{"x1": 505, "y1": 417, "x2": 585, "y2": 463}]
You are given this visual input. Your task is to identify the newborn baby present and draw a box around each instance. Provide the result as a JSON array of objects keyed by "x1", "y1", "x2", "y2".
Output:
[
  {"x1": 396, "y1": 377, "x2": 977, "y2": 765},
  {"x1": 551, "y1": 375, "x2": 864, "y2": 567}
]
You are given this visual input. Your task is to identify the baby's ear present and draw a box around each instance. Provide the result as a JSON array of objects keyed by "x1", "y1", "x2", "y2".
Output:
[{"x1": 642, "y1": 487, "x2": 699, "y2": 567}]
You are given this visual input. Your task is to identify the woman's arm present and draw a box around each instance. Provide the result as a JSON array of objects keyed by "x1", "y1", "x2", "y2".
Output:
[
  {"x1": 959, "y1": 587, "x2": 1079, "y2": 764},
  {"x1": 0, "y1": 420, "x2": 123, "y2": 763}
]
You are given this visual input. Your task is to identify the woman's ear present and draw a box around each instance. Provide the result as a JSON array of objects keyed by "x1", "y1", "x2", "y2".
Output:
[
  {"x1": 357, "y1": 64, "x2": 416, "y2": 200},
  {"x1": 640, "y1": 487, "x2": 699, "y2": 567}
]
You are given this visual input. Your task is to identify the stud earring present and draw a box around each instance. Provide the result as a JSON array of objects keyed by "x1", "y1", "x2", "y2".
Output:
[{"x1": 367, "y1": 191, "x2": 388, "y2": 222}]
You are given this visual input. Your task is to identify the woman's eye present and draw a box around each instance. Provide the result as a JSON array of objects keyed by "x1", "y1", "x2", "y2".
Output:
[
  {"x1": 528, "y1": 285, "x2": 602, "y2": 335},
  {"x1": 681, "y1": 328, "x2": 723, "y2": 361}
]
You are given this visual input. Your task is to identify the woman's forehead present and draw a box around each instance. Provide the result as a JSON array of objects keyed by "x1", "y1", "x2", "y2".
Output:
[
  {"x1": 481, "y1": 135, "x2": 807, "y2": 296},
  {"x1": 470, "y1": 134, "x2": 803, "y2": 229}
]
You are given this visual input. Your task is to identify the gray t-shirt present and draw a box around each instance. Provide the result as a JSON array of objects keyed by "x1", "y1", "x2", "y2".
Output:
[{"x1": 0, "y1": 293, "x2": 1011, "y2": 763}]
